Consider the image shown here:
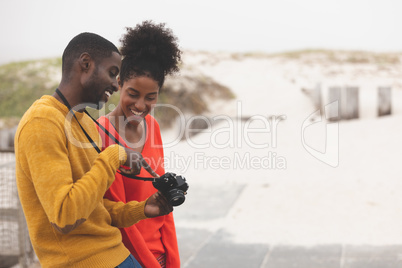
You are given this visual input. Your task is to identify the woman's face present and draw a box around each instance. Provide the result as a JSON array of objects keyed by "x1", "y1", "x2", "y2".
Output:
[{"x1": 119, "y1": 76, "x2": 159, "y2": 125}]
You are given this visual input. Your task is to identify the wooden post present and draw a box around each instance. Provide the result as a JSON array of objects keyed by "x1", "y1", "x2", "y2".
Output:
[
  {"x1": 342, "y1": 87, "x2": 359, "y2": 120},
  {"x1": 0, "y1": 129, "x2": 8, "y2": 150},
  {"x1": 328, "y1": 87, "x2": 341, "y2": 121},
  {"x1": 378, "y1": 87, "x2": 392, "y2": 116},
  {"x1": 0, "y1": 127, "x2": 16, "y2": 151}
]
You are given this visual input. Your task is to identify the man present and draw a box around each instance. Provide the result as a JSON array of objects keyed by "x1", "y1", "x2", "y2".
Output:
[{"x1": 15, "y1": 32, "x2": 172, "y2": 268}]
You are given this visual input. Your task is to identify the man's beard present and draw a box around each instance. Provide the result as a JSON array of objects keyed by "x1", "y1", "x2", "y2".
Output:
[{"x1": 82, "y1": 68, "x2": 105, "y2": 110}]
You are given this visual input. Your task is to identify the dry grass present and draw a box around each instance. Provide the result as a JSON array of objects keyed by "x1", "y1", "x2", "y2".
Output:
[{"x1": 154, "y1": 74, "x2": 235, "y2": 128}]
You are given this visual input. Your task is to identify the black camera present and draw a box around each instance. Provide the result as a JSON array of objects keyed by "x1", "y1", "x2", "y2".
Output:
[{"x1": 153, "y1": 172, "x2": 189, "y2": 206}]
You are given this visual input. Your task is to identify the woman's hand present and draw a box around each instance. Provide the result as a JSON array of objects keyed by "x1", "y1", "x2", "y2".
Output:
[{"x1": 144, "y1": 191, "x2": 173, "y2": 218}]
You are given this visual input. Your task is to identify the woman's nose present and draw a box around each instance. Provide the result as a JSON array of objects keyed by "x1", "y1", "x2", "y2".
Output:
[{"x1": 135, "y1": 98, "x2": 145, "y2": 111}]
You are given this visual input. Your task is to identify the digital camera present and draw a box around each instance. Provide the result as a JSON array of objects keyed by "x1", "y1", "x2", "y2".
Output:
[{"x1": 153, "y1": 172, "x2": 189, "y2": 206}]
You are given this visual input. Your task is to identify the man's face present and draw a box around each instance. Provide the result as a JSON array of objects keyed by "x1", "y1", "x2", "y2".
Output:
[{"x1": 82, "y1": 51, "x2": 121, "y2": 109}]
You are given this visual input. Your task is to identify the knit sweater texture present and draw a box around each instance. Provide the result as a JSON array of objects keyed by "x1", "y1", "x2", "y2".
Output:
[{"x1": 15, "y1": 95, "x2": 148, "y2": 268}]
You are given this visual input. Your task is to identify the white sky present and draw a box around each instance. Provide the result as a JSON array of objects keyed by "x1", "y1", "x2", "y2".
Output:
[{"x1": 0, "y1": 0, "x2": 401, "y2": 65}]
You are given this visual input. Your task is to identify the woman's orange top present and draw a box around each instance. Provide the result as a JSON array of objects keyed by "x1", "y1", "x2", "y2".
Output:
[{"x1": 97, "y1": 115, "x2": 180, "y2": 268}]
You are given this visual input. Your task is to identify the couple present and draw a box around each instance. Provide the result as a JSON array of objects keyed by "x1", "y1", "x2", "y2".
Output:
[{"x1": 15, "y1": 21, "x2": 182, "y2": 267}]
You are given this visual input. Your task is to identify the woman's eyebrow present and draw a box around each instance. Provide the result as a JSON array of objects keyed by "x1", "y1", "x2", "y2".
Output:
[
  {"x1": 127, "y1": 87, "x2": 138, "y2": 92},
  {"x1": 127, "y1": 88, "x2": 158, "y2": 95}
]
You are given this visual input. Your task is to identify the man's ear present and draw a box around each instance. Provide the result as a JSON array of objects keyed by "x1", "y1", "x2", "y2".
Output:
[{"x1": 78, "y1": 52, "x2": 92, "y2": 72}]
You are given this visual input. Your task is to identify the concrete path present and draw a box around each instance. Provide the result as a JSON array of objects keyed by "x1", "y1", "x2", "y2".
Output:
[{"x1": 174, "y1": 183, "x2": 402, "y2": 268}]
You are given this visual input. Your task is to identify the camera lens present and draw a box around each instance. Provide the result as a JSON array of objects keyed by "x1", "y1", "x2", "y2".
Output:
[{"x1": 169, "y1": 189, "x2": 185, "y2": 206}]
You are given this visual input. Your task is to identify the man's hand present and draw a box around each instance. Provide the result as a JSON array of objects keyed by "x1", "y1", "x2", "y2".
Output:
[
  {"x1": 144, "y1": 191, "x2": 173, "y2": 218},
  {"x1": 120, "y1": 148, "x2": 172, "y2": 217},
  {"x1": 120, "y1": 147, "x2": 159, "y2": 177}
]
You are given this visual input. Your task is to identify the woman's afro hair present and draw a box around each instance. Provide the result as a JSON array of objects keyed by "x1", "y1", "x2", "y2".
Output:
[{"x1": 119, "y1": 20, "x2": 182, "y2": 87}]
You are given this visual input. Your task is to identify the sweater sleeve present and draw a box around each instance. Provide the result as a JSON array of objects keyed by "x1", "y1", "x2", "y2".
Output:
[
  {"x1": 103, "y1": 198, "x2": 148, "y2": 228},
  {"x1": 17, "y1": 117, "x2": 127, "y2": 234}
]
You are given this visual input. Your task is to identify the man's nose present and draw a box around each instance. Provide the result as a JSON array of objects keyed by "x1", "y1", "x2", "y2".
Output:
[{"x1": 112, "y1": 78, "x2": 119, "y2": 92}]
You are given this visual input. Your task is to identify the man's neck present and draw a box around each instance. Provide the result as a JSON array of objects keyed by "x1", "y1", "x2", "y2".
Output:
[{"x1": 53, "y1": 86, "x2": 85, "y2": 112}]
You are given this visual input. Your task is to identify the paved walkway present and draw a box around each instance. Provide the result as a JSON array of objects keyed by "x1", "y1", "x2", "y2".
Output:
[
  {"x1": 177, "y1": 234, "x2": 402, "y2": 268},
  {"x1": 174, "y1": 183, "x2": 402, "y2": 268},
  {"x1": 21, "y1": 182, "x2": 402, "y2": 268}
]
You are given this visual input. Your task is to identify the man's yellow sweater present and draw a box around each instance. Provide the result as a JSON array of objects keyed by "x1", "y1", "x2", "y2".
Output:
[{"x1": 15, "y1": 95, "x2": 147, "y2": 268}]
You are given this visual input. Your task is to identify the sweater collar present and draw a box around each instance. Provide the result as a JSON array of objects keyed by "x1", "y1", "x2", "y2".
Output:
[{"x1": 44, "y1": 95, "x2": 86, "y2": 119}]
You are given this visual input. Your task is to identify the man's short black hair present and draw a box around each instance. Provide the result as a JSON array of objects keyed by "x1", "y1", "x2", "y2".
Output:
[{"x1": 62, "y1": 32, "x2": 120, "y2": 75}]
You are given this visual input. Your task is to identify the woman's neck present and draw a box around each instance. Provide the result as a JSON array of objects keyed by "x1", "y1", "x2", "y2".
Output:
[{"x1": 107, "y1": 105, "x2": 146, "y2": 152}]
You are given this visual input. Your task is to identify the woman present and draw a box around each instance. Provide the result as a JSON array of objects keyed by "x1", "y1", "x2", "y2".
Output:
[{"x1": 97, "y1": 21, "x2": 182, "y2": 268}]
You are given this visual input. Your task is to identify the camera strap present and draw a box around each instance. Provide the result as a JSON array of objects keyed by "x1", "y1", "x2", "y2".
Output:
[
  {"x1": 55, "y1": 88, "x2": 155, "y2": 182},
  {"x1": 92, "y1": 119, "x2": 156, "y2": 181},
  {"x1": 55, "y1": 88, "x2": 101, "y2": 153}
]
